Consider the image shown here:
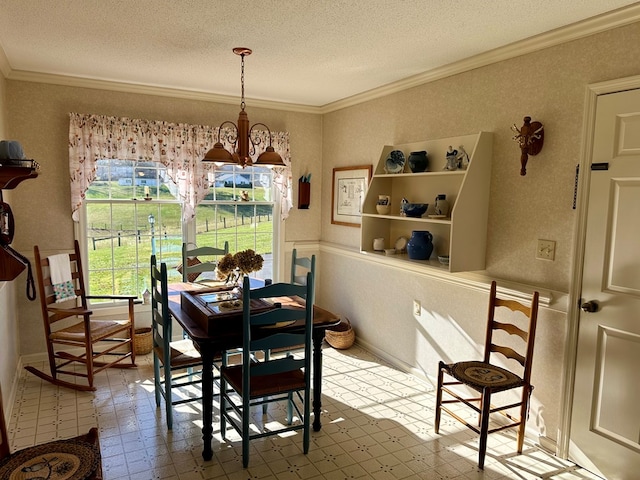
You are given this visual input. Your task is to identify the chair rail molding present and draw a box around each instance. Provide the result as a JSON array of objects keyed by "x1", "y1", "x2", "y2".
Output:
[{"x1": 320, "y1": 241, "x2": 565, "y2": 310}]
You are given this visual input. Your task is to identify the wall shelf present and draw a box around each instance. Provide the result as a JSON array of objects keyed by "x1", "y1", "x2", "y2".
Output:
[
  {"x1": 361, "y1": 132, "x2": 493, "y2": 273},
  {"x1": 1, "y1": 162, "x2": 39, "y2": 281},
  {"x1": 0, "y1": 164, "x2": 39, "y2": 190}
]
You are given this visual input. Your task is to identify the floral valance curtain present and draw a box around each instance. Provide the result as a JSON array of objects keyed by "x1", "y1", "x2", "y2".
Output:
[{"x1": 68, "y1": 112, "x2": 292, "y2": 222}]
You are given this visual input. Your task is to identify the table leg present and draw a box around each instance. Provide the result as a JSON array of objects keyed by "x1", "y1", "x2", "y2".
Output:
[
  {"x1": 200, "y1": 348, "x2": 214, "y2": 461},
  {"x1": 312, "y1": 329, "x2": 325, "y2": 432}
]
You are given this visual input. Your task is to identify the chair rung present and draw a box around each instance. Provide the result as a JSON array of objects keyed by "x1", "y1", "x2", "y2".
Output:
[
  {"x1": 52, "y1": 339, "x2": 87, "y2": 347},
  {"x1": 56, "y1": 351, "x2": 87, "y2": 361},
  {"x1": 439, "y1": 406, "x2": 481, "y2": 435},
  {"x1": 172, "y1": 396, "x2": 203, "y2": 406},
  {"x1": 55, "y1": 369, "x2": 89, "y2": 379},
  {"x1": 488, "y1": 421, "x2": 521, "y2": 434},
  {"x1": 91, "y1": 354, "x2": 133, "y2": 374},
  {"x1": 52, "y1": 357, "x2": 77, "y2": 369},
  {"x1": 250, "y1": 423, "x2": 304, "y2": 441},
  {"x1": 490, "y1": 401, "x2": 522, "y2": 414},
  {"x1": 440, "y1": 387, "x2": 482, "y2": 413}
]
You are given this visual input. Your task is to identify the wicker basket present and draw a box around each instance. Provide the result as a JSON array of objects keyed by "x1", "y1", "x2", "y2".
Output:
[
  {"x1": 325, "y1": 318, "x2": 355, "y2": 349},
  {"x1": 133, "y1": 327, "x2": 153, "y2": 355}
]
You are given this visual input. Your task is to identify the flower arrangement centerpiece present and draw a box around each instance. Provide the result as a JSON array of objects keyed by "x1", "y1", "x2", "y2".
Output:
[{"x1": 217, "y1": 249, "x2": 264, "y2": 285}]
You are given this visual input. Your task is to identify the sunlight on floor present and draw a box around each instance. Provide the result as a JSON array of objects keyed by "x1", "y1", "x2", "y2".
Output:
[{"x1": 7, "y1": 345, "x2": 603, "y2": 479}]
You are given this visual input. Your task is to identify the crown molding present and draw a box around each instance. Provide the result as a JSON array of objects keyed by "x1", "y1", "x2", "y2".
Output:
[
  {"x1": 4, "y1": 3, "x2": 640, "y2": 114},
  {"x1": 6, "y1": 69, "x2": 322, "y2": 114}
]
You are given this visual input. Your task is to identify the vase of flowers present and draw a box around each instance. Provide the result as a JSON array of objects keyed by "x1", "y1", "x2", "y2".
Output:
[{"x1": 216, "y1": 249, "x2": 264, "y2": 286}]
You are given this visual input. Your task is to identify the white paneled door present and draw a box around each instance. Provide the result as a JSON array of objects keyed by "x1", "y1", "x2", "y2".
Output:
[{"x1": 570, "y1": 88, "x2": 640, "y2": 480}]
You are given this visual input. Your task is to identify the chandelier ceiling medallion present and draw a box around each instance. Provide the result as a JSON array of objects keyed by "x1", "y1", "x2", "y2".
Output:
[{"x1": 202, "y1": 47, "x2": 284, "y2": 168}]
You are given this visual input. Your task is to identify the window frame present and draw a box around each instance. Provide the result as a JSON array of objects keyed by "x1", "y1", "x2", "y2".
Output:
[{"x1": 75, "y1": 161, "x2": 285, "y2": 311}]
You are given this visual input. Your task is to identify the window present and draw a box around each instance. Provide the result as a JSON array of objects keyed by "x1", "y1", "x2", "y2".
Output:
[
  {"x1": 194, "y1": 164, "x2": 275, "y2": 281},
  {"x1": 82, "y1": 160, "x2": 276, "y2": 302}
]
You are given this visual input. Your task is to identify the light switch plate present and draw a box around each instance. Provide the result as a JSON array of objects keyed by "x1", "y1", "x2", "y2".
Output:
[{"x1": 536, "y1": 239, "x2": 556, "y2": 261}]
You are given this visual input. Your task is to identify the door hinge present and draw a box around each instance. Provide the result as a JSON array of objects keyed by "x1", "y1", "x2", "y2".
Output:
[{"x1": 591, "y1": 162, "x2": 609, "y2": 170}]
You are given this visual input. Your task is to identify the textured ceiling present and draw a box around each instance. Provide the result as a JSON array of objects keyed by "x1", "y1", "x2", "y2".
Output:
[{"x1": 0, "y1": 1, "x2": 638, "y2": 107}]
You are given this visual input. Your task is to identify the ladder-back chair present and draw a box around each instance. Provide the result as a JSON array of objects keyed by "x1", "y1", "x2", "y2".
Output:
[
  {"x1": 26, "y1": 240, "x2": 136, "y2": 391},
  {"x1": 151, "y1": 255, "x2": 204, "y2": 430},
  {"x1": 435, "y1": 280, "x2": 539, "y2": 469},
  {"x1": 180, "y1": 242, "x2": 229, "y2": 283},
  {"x1": 291, "y1": 248, "x2": 315, "y2": 287},
  {"x1": 220, "y1": 274, "x2": 314, "y2": 468}
]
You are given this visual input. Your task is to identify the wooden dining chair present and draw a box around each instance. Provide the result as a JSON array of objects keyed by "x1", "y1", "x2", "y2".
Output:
[
  {"x1": 151, "y1": 255, "x2": 205, "y2": 430},
  {"x1": 291, "y1": 248, "x2": 315, "y2": 287},
  {"x1": 0, "y1": 384, "x2": 103, "y2": 479},
  {"x1": 220, "y1": 273, "x2": 314, "y2": 468},
  {"x1": 180, "y1": 242, "x2": 229, "y2": 283},
  {"x1": 435, "y1": 280, "x2": 539, "y2": 469},
  {"x1": 26, "y1": 240, "x2": 136, "y2": 391}
]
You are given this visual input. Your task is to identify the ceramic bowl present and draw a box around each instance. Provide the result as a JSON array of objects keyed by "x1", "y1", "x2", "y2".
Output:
[
  {"x1": 384, "y1": 248, "x2": 396, "y2": 255},
  {"x1": 402, "y1": 203, "x2": 428, "y2": 218},
  {"x1": 438, "y1": 255, "x2": 450, "y2": 266}
]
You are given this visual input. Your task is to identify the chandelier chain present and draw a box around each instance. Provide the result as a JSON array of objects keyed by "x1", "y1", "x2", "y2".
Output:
[
  {"x1": 202, "y1": 47, "x2": 284, "y2": 167},
  {"x1": 240, "y1": 54, "x2": 246, "y2": 111}
]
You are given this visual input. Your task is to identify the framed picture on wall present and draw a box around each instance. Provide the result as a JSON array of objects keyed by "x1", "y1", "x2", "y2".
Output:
[{"x1": 331, "y1": 165, "x2": 372, "y2": 227}]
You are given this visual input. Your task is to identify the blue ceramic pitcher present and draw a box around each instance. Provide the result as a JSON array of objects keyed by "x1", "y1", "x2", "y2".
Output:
[{"x1": 407, "y1": 231, "x2": 433, "y2": 260}]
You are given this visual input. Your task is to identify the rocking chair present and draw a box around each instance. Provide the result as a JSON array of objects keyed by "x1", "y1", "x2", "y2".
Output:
[{"x1": 26, "y1": 240, "x2": 137, "y2": 391}]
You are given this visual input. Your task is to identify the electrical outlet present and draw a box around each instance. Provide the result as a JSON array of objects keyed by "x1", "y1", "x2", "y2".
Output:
[
  {"x1": 413, "y1": 300, "x2": 421, "y2": 316},
  {"x1": 536, "y1": 239, "x2": 556, "y2": 261}
]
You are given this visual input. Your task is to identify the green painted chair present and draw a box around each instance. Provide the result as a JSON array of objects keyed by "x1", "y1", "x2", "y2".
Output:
[
  {"x1": 151, "y1": 255, "x2": 204, "y2": 430},
  {"x1": 180, "y1": 242, "x2": 229, "y2": 283},
  {"x1": 291, "y1": 248, "x2": 315, "y2": 287},
  {"x1": 220, "y1": 274, "x2": 314, "y2": 468}
]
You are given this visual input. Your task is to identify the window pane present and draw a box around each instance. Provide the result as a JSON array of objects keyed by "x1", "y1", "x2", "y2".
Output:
[
  {"x1": 84, "y1": 160, "x2": 276, "y2": 300},
  {"x1": 85, "y1": 160, "x2": 180, "y2": 301},
  {"x1": 196, "y1": 167, "x2": 274, "y2": 280}
]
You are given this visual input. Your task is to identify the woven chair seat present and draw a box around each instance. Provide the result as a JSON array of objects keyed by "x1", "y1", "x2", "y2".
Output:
[
  {"x1": 49, "y1": 319, "x2": 130, "y2": 342},
  {"x1": 154, "y1": 339, "x2": 202, "y2": 368},
  {"x1": 445, "y1": 360, "x2": 524, "y2": 393}
]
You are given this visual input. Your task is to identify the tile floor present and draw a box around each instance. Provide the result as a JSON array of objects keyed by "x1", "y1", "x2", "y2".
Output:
[{"x1": 7, "y1": 345, "x2": 602, "y2": 480}]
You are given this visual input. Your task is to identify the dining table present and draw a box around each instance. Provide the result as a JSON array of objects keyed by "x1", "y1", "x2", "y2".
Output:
[{"x1": 167, "y1": 281, "x2": 340, "y2": 461}]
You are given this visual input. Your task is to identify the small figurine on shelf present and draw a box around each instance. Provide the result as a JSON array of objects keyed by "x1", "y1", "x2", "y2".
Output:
[
  {"x1": 400, "y1": 197, "x2": 409, "y2": 216},
  {"x1": 376, "y1": 195, "x2": 391, "y2": 215},
  {"x1": 444, "y1": 146, "x2": 458, "y2": 171},
  {"x1": 456, "y1": 145, "x2": 470, "y2": 169}
]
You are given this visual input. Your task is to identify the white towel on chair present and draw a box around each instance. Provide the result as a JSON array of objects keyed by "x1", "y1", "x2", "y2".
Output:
[{"x1": 48, "y1": 253, "x2": 77, "y2": 303}]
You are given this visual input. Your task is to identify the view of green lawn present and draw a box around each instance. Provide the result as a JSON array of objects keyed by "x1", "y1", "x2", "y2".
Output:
[{"x1": 85, "y1": 181, "x2": 273, "y2": 298}]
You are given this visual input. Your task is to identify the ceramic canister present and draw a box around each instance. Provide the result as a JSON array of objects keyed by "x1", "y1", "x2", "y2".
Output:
[
  {"x1": 434, "y1": 194, "x2": 450, "y2": 216},
  {"x1": 373, "y1": 237, "x2": 385, "y2": 251},
  {"x1": 408, "y1": 151, "x2": 428, "y2": 173},
  {"x1": 406, "y1": 231, "x2": 433, "y2": 260}
]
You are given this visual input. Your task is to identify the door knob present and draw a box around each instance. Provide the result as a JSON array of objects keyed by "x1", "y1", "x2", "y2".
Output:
[{"x1": 581, "y1": 300, "x2": 599, "y2": 313}]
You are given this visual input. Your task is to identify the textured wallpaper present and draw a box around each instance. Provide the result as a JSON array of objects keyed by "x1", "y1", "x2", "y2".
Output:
[
  {"x1": 316, "y1": 23, "x2": 640, "y2": 443},
  {"x1": 322, "y1": 23, "x2": 640, "y2": 292}
]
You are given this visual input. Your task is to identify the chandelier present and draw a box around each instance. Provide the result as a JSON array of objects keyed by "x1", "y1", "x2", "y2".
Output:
[{"x1": 202, "y1": 48, "x2": 284, "y2": 168}]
